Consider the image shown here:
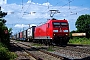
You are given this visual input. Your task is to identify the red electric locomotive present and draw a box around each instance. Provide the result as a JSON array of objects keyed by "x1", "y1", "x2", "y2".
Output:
[{"x1": 34, "y1": 18, "x2": 70, "y2": 45}]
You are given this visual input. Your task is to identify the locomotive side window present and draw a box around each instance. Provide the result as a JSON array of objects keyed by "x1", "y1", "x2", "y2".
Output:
[{"x1": 48, "y1": 23, "x2": 49, "y2": 28}]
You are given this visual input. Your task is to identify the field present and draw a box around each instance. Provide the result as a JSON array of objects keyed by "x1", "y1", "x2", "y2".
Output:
[{"x1": 69, "y1": 37, "x2": 90, "y2": 45}]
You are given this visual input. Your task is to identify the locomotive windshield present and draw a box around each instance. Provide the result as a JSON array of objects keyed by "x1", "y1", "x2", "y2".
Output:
[
  {"x1": 53, "y1": 22, "x2": 68, "y2": 27},
  {"x1": 61, "y1": 22, "x2": 67, "y2": 25}
]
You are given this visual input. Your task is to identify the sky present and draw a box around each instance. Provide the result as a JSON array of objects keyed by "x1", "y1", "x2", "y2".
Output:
[{"x1": 0, "y1": 0, "x2": 90, "y2": 34}]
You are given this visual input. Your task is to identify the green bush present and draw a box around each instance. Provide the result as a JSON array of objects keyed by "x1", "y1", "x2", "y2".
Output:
[
  {"x1": 8, "y1": 52, "x2": 17, "y2": 60},
  {"x1": 69, "y1": 37, "x2": 90, "y2": 45},
  {"x1": 0, "y1": 46, "x2": 9, "y2": 60},
  {"x1": 0, "y1": 43, "x2": 17, "y2": 60}
]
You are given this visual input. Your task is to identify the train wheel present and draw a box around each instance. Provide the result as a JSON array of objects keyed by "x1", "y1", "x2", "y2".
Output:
[
  {"x1": 42, "y1": 39, "x2": 44, "y2": 44},
  {"x1": 40, "y1": 40, "x2": 43, "y2": 44},
  {"x1": 47, "y1": 39, "x2": 52, "y2": 46},
  {"x1": 45, "y1": 39, "x2": 48, "y2": 46},
  {"x1": 49, "y1": 40, "x2": 55, "y2": 46},
  {"x1": 51, "y1": 40, "x2": 55, "y2": 46}
]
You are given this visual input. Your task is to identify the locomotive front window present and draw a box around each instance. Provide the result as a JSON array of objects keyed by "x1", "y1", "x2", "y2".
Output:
[
  {"x1": 53, "y1": 23, "x2": 60, "y2": 25},
  {"x1": 61, "y1": 22, "x2": 68, "y2": 26},
  {"x1": 53, "y1": 22, "x2": 60, "y2": 27},
  {"x1": 53, "y1": 22, "x2": 68, "y2": 27}
]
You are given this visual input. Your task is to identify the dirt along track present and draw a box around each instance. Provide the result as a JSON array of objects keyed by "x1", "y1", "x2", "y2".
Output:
[
  {"x1": 10, "y1": 40, "x2": 65, "y2": 60},
  {"x1": 51, "y1": 45, "x2": 90, "y2": 60},
  {"x1": 10, "y1": 40, "x2": 90, "y2": 60},
  {"x1": 10, "y1": 40, "x2": 36, "y2": 60}
]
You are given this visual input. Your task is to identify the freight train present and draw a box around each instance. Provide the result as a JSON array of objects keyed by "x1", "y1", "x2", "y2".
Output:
[{"x1": 12, "y1": 18, "x2": 70, "y2": 45}]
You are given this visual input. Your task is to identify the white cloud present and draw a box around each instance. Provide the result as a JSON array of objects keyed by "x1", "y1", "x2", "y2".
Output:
[
  {"x1": 14, "y1": 24, "x2": 29, "y2": 28},
  {"x1": 27, "y1": 0, "x2": 32, "y2": 3},
  {"x1": 27, "y1": 0, "x2": 36, "y2": 4},
  {"x1": 42, "y1": 2, "x2": 52, "y2": 6},
  {"x1": 0, "y1": 0, "x2": 7, "y2": 5}
]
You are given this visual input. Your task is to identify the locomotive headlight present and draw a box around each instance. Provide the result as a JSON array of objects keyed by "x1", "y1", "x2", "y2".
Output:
[
  {"x1": 50, "y1": 38, "x2": 52, "y2": 39},
  {"x1": 54, "y1": 34, "x2": 55, "y2": 36},
  {"x1": 66, "y1": 34, "x2": 68, "y2": 36},
  {"x1": 64, "y1": 30, "x2": 68, "y2": 32},
  {"x1": 53, "y1": 30, "x2": 58, "y2": 32}
]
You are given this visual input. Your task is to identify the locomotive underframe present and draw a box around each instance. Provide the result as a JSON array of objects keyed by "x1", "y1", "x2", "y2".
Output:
[
  {"x1": 33, "y1": 35, "x2": 70, "y2": 46},
  {"x1": 53, "y1": 35, "x2": 70, "y2": 45}
]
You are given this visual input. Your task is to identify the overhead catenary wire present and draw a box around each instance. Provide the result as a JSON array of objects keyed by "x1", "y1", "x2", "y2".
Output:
[
  {"x1": 47, "y1": 0, "x2": 49, "y2": 9},
  {"x1": 61, "y1": 0, "x2": 74, "y2": 8},
  {"x1": 21, "y1": 0, "x2": 61, "y2": 19},
  {"x1": 43, "y1": 0, "x2": 74, "y2": 18},
  {"x1": 9, "y1": 0, "x2": 86, "y2": 22},
  {"x1": 54, "y1": 0, "x2": 88, "y2": 16},
  {"x1": 20, "y1": 0, "x2": 50, "y2": 25},
  {"x1": 30, "y1": 0, "x2": 51, "y2": 24},
  {"x1": 23, "y1": 0, "x2": 33, "y2": 15},
  {"x1": 30, "y1": 0, "x2": 69, "y2": 24},
  {"x1": 68, "y1": 0, "x2": 71, "y2": 9},
  {"x1": 19, "y1": 0, "x2": 74, "y2": 28},
  {"x1": 9, "y1": 0, "x2": 85, "y2": 18},
  {"x1": 19, "y1": 0, "x2": 88, "y2": 25},
  {"x1": 22, "y1": 0, "x2": 23, "y2": 9},
  {"x1": 9, "y1": 0, "x2": 89, "y2": 34}
]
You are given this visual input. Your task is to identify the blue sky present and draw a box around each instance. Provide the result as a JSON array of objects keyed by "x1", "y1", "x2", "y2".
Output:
[
  {"x1": 7, "y1": 0, "x2": 90, "y2": 7},
  {"x1": 0, "y1": 0, "x2": 90, "y2": 34}
]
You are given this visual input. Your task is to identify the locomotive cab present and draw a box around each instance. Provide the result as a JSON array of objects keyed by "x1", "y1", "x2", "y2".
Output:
[
  {"x1": 51, "y1": 19, "x2": 70, "y2": 45},
  {"x1": 53, "y1": 21, "x2": 69, "y2": 36}
]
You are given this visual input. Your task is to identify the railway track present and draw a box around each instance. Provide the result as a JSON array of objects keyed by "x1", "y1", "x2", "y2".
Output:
[
  {"x1": 11, "y1": 40, "x2": 66, "y2": 60},
  {"x1": 11, "y1": 40, "x2": 90, "y2": 60},
  {"x1": 10, "y1": 41, "x2": 36, "y2": 60},
  {"x1": 51, "y1": 44, "x2": 90, "y2": 60}
]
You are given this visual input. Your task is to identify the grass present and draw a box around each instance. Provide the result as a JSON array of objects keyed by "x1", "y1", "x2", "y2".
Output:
[
  {"x1": 0, "y1": 43, "x2": 17, "y2": 60},
  {"x1": 47, "y1": 46, "x2": 54, "y2": 51},
  {"x1": 32, "y1": 43, "x2": 42, "y2": 47},
  {"x1": 16, "y1": 40, "x2": 21, "y2": 42},
  {"x1": 69, "y1": 37, "x2": 90, "y2": 45},
  {"x1": 32, "y1": 43, "x2": 54, "y2": 51}
]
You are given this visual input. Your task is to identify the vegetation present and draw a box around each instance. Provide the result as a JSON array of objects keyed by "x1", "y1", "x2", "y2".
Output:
[
  {"x1": 69, "y1": 14, "x2": 90, "y2": 45},
  {"x1": 0, "y1": 43, "x2": 17, "y2": 60},
  {"x1": 0, "y1": 6, "x2": 17, "y2": 60},
  {"x1": 0, "y1": 6, "x2": 10, "y2": 46},
  {"x1": 75, "y1": 14, "x2": 90, "y2": 38},
  {"x1": 32, "y1": 43, "x2": 42, "y2": 47},
  {"x1": 69, "y1": 37, "x2": 90, "y2": 45},
  {"x1": 47, "y1": 46, "x2": 54, "y2": 51}
]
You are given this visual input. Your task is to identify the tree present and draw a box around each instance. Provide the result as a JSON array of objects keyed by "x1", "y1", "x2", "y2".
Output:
[
  {"x1": 0, "y1": 6, "x2": 10, "y2": 46},
  {"x1": 75, "y1": 14, "x2": 90, "y2": 38}
]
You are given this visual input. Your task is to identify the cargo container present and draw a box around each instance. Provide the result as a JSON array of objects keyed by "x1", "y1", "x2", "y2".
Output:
[
  {"x1": 22, "y1": 30, "x2": 27, "y2": 41},
  {"x1": 27, "y1": 26, "x2": 36, "y2": 41}
]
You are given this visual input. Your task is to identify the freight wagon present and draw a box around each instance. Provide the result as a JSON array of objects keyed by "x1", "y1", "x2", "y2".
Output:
[
  {"x1": 27, "y1": 26, "x2": 36, "y2": 41},
  {"x1": 22, "y1": 30, "x2": 27, "y2": 41}
]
